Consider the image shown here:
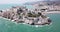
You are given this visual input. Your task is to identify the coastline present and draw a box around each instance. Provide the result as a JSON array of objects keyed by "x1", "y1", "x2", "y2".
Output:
[
  {"x1": 0, "y1": 16, "x2": 52, "y2": 27},
  {"x1": 43, "y1": 11, "x2": 60, "y2": 14}
]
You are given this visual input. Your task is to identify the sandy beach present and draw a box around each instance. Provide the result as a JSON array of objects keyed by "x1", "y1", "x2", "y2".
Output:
[{"x1": 43, "y1": 11, "x2": 60, "y2": 14}]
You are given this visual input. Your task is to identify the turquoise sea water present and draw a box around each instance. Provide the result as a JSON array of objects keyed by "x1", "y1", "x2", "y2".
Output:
[
  {"x1": 0, "y1": 13, "x2": 60, "y2": 32},
  {"x1": 0, "y1": 4, "x2": 21, "y2": 10},
  {"x1": 0, "y1": 4, "x2": 33, "y2": 10},
  {"x1": 0, "y1": 4, "x2": 60, "y2": 32}
]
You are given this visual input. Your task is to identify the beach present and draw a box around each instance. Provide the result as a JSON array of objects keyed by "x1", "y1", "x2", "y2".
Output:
[{"x1": 43, "y1": 11, "x2": 60, "y2": 14}]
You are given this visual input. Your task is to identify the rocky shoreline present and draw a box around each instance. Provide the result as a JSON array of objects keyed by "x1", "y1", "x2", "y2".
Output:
[
  {"x1": 1, "y1": 1, "x2": 60, "y2": 25},
  {"x1": 0, "y1": 6, "x2": 52, "y2": 25}
]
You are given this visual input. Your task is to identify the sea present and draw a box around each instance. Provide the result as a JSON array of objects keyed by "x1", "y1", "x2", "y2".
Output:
[
  {"x1": 0, "y1": 4, "x2": 60, "y2": 32},
  {"x1": 0, "y1": 4, "x2": 33, "y2": 10}
]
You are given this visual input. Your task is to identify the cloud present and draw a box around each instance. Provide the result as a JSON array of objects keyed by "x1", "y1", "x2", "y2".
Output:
[
  {"x1": 0, "y1": 0, "x2": 59, "y2": 4},
  {"x1": 0, "y1": 0, "x2": 42, "y2": 4}
]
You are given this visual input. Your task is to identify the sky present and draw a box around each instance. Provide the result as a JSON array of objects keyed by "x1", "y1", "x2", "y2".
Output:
[
  {"x1": 0, "y1": 0, "x2": 42, "y2": 4},
  {"x1": 0, "y1": 0, "x2": 59, "y2": 4}
]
